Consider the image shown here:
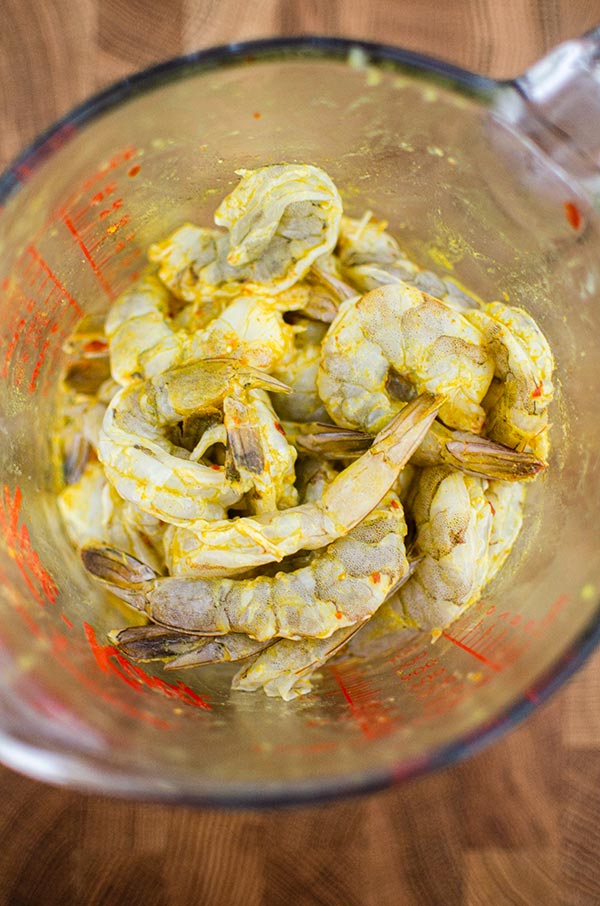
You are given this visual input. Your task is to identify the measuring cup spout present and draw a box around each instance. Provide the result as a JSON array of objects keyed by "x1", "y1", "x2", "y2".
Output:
[{"x1": 493, "y1": 27, "x2": 600, "y2": 190}]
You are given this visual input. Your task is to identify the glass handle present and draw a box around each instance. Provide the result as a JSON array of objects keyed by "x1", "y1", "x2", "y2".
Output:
[{"x1": 494, "y1": 27, "x2": 600, "y2": 186}]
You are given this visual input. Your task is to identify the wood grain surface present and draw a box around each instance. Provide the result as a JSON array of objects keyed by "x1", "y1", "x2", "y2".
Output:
[{"x1": 1, "y1": 1, "x2": 600, "y2": 904}]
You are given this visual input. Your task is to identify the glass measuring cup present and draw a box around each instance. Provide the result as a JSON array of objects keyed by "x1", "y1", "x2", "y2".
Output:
[{"x1": 0, "y1": 34, "x2": 599, "y2": 807}]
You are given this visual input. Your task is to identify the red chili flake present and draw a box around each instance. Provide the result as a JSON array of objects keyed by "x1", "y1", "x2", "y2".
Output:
[
  {"x1": 274, "y1": 421, "x2": 285, "y2": 435},
  {"x1": 83, "y1": 339, "x2": 108, "y2": 354},
  {"x1": 128, "y1": 164, "x2": 141, "y2": 177},
  {"x1": 390, "y1": 499, "x2": 400, "y2": 510},
  {"x1": 532, "y1": 384, "x2": 543, "y2": 398},
  {"x1": 371, "y1": 572, "x2": 381, "y2": 584},
  {"x1": 253, "y1": 112, "x2": 261, "y2": 119},
  {"x1": 564, "y1": 201, "x2": 582, "y2": 230},
  {"x1": 210, "y1": 464, "x2": 221, "y2": 471},
  {"x1": 61, "y1": 613, "x2": 74, "y2": 629},
  {"x1": 488, "y1": 500, "x2": 496, "y2": 516},
  {"x1": 335, "y1": 611, "x2": 343, "y2": 619}
]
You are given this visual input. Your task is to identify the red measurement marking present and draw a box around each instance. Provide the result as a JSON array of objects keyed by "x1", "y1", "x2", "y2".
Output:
[
  {"x1": 49, "y1": 629, "x2": 171, "y2": 730},
  {"x1": 1, "y1": 245, "x2": 82, "y2": 393},
  {"x1": 63, "y1": 214, "x2": 115, "y2": 300},
  {"x1": 331, "y1": 667, "x2": 392, "y2": 740},
  {"x1": 564, "y1": 201, "x2": 582, "y2": 230},
  {"x1": 62, "y1": 147, "x2": 137, "y2": 210},
  {"x1": 128, "y1": 164, "x2": 141, "y2": 177},
  {"x1": 541, "y1": 593, "x2": 570, "y2": 629},
  {"x1": 61, "y1": 613, "x2": 74, "y2": 629},
  {"x1": 441, "y1": 631, "x2": 503, "y2": 671},
  {"x1": 84, "y1": 624, "x2": 212, "y2": 712},
  {"x1": 0, "y1": 485, "x2": 58, "y2": 607}
]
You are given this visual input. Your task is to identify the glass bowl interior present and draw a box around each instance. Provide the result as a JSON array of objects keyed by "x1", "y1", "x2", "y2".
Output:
[{"x1": 0, "y1": 38, "x2": 598, "y2": 806}]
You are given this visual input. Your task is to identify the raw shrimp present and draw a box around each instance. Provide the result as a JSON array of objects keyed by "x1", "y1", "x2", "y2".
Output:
[
  {"x1": 198, "y1": 291, "x2": 299, "y2": 371},
  {"x1": 161, "y1": 393, "x2": 440, "y2": 576},
  {"x1": 393, "y1": 467, "x2": 493, "y2": 631},
  {"x1": 111, "y1": 624, "x2": 271, "y2": 671},
  {"x1": 105, "y1": 274, "x2": 300, "y2": 383},
  {"x1": 271, "y1": 319, "x2": 329, "y2": 423},
  {"x1": 103, "y1": 487, "x2": 167, "y2": 575},
  {"x1": 98, "y1": 357, "x2": 290, "y2": 523},
  {"x1": 466, "y1": 302, "x2": 554, "y2": 461},
  {"x1": 337, "y1": 214, "x2": 480, "y2": 310},
  {"x1": 104, "y1": 275, "x2": 193, "y2": 385},
  {"x1": 149, "y1": 163, "x2": 343, "y2": 300},
  {"x1": 82, "y1": 490, "x2": 409, "y2": 641},
  {"x1": 59, "y1": 388, "x2": 112, "y2": 484},
  {"x1": 58, "y1": 461, "x2": 106, "y2": 549},
  {"x1": 288, "y1": 418, "x2": 545, "y2": 481},
  {"x1": 318, "y1": 282, "x2": 494, "y2": 435},
  {"x1": 223, "y1": 387, "x2": 298, "y2": 513},
  {"x1": 58, "y1": 461, "x2": 166, "y2": 572},
  {"x1": 484, "y1": 480, "x2": 525, "y2": 584},
  {"x1": 232, "y1": 623, "x2": 365, "y2": 700},
  {"x1": 57, "y1": 345, "x2": 119, "y2": 483}
]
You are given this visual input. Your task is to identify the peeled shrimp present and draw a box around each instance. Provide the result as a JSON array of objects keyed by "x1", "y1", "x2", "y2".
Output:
[
  {"x1": 318, "y1": 281, "x2": 494, "y2": 435},
  {"x1": 484, "y1": 480, "x2": 525, "y2": 584},
  {"x1": 466, "y1": 302, "x2": 554, "y2": 461},
  {"x1": 161, "y1": 393, "x2": 440, "y2": 576},
  {"x1": 98, "y1": 357, "x2": 290, "y2": 523},
  {"x1": 82, "y1": 490, "x2": 409, "y2": 641},
  {"x1": 58, "y1": 461, "x2": 166, "y2": 573},
  {"x1": 337, "y1": 214, "x2": 480, "y2": 310},
  {"x1": 149, "y1": 163, "x2": 343, "y2": 301},
  {"x1": 394, "y1": 467, "x2": 494, "y2": 631},
  {"x1": 105, "y1": 274, "x2": 301, "y2": 384},
  {"x1": 232, "y1": 623, "x2": 365, "y2": 701}
]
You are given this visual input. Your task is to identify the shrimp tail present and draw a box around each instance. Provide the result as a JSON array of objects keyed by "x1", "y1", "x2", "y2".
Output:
[
  {"x1": 110, "y1": 624, "x2": 270, "y2": 669},
  {"x1": 81, "y1": 545, "x2": 156, "y2": 610},
  {"x1": 443, "y1": 435, "x2": 546, "y2": 480}
]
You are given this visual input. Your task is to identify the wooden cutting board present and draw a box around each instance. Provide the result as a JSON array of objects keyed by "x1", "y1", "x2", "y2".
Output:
[{"x1": 1, "y1": 1, "x2": 600, "y2": 903}]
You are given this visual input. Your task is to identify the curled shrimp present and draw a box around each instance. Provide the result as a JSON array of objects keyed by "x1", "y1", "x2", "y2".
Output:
[
  {"x1": 393, "y1": 467, "x2": 494, "y2": 631},
  {"x1": 82, "y1": 490, "x2": 409, "y2": 642},
  {"x1": 148, "y1": 163, "x2": 343, "y2": 301},
  {"x1": 58, "y1": 383, "x2": 115, "y2": 484},
  {"x1": 160, "y1": 393, "x2": 440, "y2": 576},
  {"x1": 98, "y1": 357, "x2": 290, "y2": 523},
  {"x1": 58, "y1": 461, "x2": 166, "y2": 573},
  {"x1": 105, "y1": 274, "x2": 302, "y2": 384},
  {"x1": 232, "y1": 623, "x2": 366, "y2": 700},
  {"x1": 484, "y1": 480, "x2": 525, "y2": 584},
  {"x1": 466, "y1": 302, "x2": 554, "y2": 461},
  {"x1": 318, "y1": 281, "x2": 494, "y2": 434},
  {"x1": 104, "y1": 275, "x2": 191, "y2": 385},
  {"x1": 271, "y1": 319, "x2": 329, "y2": 423},
  {"x1": 337, "y1": 214, "x2": 480, "y2": 310}
]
